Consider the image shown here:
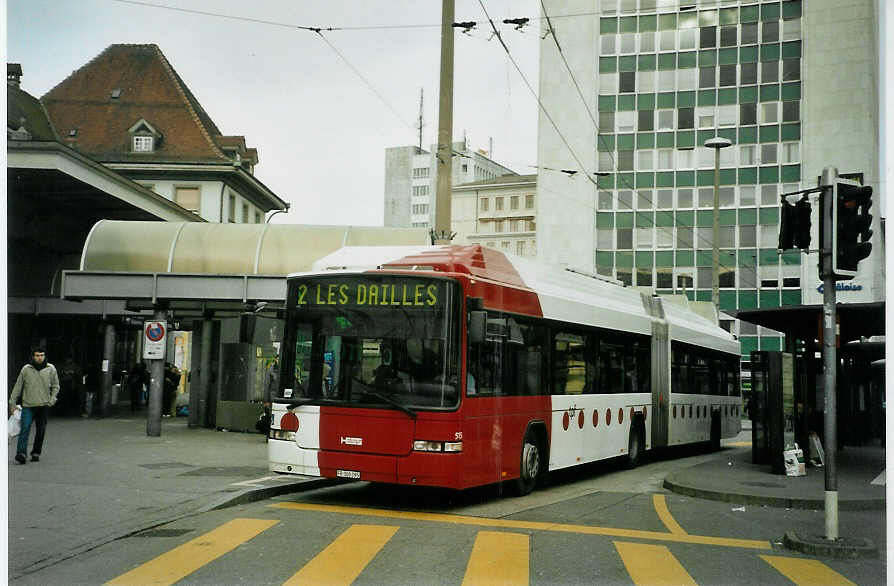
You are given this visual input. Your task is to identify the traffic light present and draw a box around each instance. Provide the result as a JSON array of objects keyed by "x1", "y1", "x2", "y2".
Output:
[
  {"x1": 778, "y1": 195, "x2": 811, "y2": 251},
  {"x1": 832, "y1": 179, "x2": 873, "y2": 278}
]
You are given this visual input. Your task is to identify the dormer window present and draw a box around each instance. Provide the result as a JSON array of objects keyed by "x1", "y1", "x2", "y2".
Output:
[
  {"x1": 133, "y1": 135, "x2": 154, "y2": 152},
  {"x1": 127, "y1": 118, "x2": 162, "y2": 153}
]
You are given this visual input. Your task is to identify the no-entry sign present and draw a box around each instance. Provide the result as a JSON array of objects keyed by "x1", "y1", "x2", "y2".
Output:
[{"x1": 143, "y1": 321, "x2": 167, "y2": 359}]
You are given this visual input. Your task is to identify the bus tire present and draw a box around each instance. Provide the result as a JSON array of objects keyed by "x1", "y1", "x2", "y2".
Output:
[
  {"x1": 710, "y1": 411, "x2": 721, "y2": 451},
  {"x1": 624, "y1": 418, "x2": 645, "y2": 469},
  {"x1": 515, "y1": 429, "x2": 542, "y2": 496}
]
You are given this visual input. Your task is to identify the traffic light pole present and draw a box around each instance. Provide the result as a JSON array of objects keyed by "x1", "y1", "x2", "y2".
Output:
[{"x1": 819, "y1": 166, "x2": 838, "y2": 541}]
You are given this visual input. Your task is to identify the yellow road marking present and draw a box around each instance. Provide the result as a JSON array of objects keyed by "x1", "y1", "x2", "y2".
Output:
[
  {"x1": 462, "y1": 531, "x2": 529, "y2": 586},
  {"x1": 653, "y1": 494, "x2": 687, "y2": 535},
  {"x1": 272, "y1": 502, "x2": 770, "y2": 550},
  {"x1": 105, "y1": 518, "x2": 278, "y2": 586},
  {"x1": 760, "y1": 555, "x2": 857, "y2": 586},
  {"x1": 615, "y1": 541, "x2": 697, "y2": 585},
  {"x1": 725, "y1": 441, "x2": 752, "y2": 447},
  {"x1": 283, "y1": 524, "x2": 398, "y2": 586}
]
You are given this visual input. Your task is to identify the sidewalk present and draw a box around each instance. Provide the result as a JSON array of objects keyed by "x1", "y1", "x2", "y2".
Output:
[
  {"x1": 7, "y1": 414, "x2": 327, "y2": 580},
  {"x1": 665, "y1": 437, "x2": 886, "y2": 511}
]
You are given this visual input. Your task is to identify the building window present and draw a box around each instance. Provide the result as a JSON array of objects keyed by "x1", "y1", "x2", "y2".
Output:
[
  {"x1": 740, "y1": 62, "x2": 757, "y2": 85},
  {"x1": 678, "y1": 107, "x2": 695, "y2": 129},
  {"x1": 638, "y1": 109, "x2": 654, "y2": 131},
  {"x1": 174, "y1": 187, "x2": 200, "y2": 214},
  {"x1": 762, "y1": 20, "x2": 779, "y2": 43},
  {"x1": 740, "y1": 102, "x2": 757, "y2": 125},
  {"x1": 615, "y1": 150, "x2": 632, "y2": 171},
  {"x1": 228, "y1": 194, "x2": 236, "y2": 223},
  {"x1": 782, "y1": 101, "x2": 800, "y2": 122},
  {"x1": 516, "y1": 241, "x2": 526, "y2": 255},
  {"x1": 619, "y1": 71, "x2": 636, "y2": 93},
  {"x1": 597, "y1": 229, "x2": 613, "y2": 249},
  {"x1": 761, "y1": 61, "x2": 779, "y2": 83},
  {"x1": 495, "y1": 220, "x2": 504, "y2": 233},
  {"x1": 719, "y1": 64, "x2": 736, "y2": 87},
  {"x1": 495, "y1": 197, "x2": 504, "y2": 211},
  {"x1": 598, "y1": 191, "x2": 613, "y2": 210},
  {"x1": 255, "y1": 211, "x2": 262, "y2": 224},
  {"x1": 412, "y1": 167, "x2": 430, "y2": 178},
  {"x1": 133, "y1": 136, "x2": 154, "y2": 152},
  {"x1": 617, "y1": 229, "x2": 633, "y2": 249},
  {"x1": 525, "y1": 194, "x2": 534, "y2": 209},
  {"x1": 741, "y1": 23, "x2": 758, "y2": 44},
  {"x1": 617, "y1": 110, "x2": 635, "y2": 132},
  {"x1": 242, "y1": 203, "x2": 249, "y2": 223},
  {"x1": 720, "y1": 25, "x2": 737, "y2": 47},
  {"x1": 510, "y1": 196, "x2": 519, "y2": 210},
  {"x1": 699, "y1": 66, "x2": 716, "y2": 88},
  {"x1": 412, "y1": 185, "x2": 429, "y2": 196},
  {"x1": 480, "y1": 198, "x2": 489, "y2": 212}
]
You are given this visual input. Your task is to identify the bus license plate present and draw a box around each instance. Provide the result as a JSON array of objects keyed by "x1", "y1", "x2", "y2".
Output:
[{"x1": 337, "y1": 469, "x2": 361, "y2": 479}]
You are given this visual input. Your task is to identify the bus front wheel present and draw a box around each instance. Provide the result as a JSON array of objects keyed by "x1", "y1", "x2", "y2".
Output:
[{"x1": 515, "y1": 430, "x2": 542, "y2": 496}]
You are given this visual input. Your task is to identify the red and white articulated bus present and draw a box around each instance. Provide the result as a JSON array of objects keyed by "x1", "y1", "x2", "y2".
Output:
[{"x1": 268, "y1": 245, "x2": 741, "y2": 495}]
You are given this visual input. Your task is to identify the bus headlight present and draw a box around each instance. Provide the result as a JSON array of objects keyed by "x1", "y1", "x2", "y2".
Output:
[
  {"x1": 271, "y1": 430, "x2": 296, "y2": 441},
  {"x1": 412, "y1": 440, "x2": 463, "y2": 452}
]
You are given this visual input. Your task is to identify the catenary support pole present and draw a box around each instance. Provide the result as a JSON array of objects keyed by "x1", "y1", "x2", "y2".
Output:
[
  {"x1": 820, "y1": 166, "x2": 838, "y2": 541},
  {"x1": 433, "y1": 0, "x2": 455, "y2": 244},
  {"x1": 100, "y1": 322, "x2": 116, "y2": 417},
  {"x1": 146, "y1": 307, "x2": 167, "y2": 437}
]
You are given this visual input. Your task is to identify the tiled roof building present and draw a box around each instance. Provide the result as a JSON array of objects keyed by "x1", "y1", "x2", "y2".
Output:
[{"x1": 41, "y1": 44, "x2": 284, "y2": 220}]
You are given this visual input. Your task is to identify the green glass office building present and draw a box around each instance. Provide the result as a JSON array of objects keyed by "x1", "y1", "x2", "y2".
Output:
[{"x1": 536, "y1": 0, "x2": 883, "y2": 364}]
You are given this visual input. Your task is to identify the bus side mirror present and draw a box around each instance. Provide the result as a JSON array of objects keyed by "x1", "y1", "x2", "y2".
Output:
[{"x1": 469, "y1": 311, "x2": 486, "y2": 344}]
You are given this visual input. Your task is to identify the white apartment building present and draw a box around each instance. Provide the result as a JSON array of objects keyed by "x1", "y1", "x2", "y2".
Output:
[
  {"x1": 384, "y1": 139, "x2": 517, "y2": 229},
  {"x1": 452, "y1": 174, "x2": 538, "y2": 257}
]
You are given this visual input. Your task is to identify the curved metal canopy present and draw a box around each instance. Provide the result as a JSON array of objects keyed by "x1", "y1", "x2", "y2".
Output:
[{"x1": 80, "y1": 220, "x2": 429, "y2": 275}]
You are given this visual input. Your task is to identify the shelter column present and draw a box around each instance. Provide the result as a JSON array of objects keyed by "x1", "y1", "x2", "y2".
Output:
[
  {"x1": 192, "y1": 312, "x2": 214, "y2": 428},
  {"x1": 100, "y1": 322, "x2": 116, "y2": 417},
  {"x1": 146, "y1": 307, "x2": 167, "y2": 437}
]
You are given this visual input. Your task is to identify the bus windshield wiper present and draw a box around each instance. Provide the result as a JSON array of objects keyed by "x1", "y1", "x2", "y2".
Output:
[{"x1": 363, "y1": 391, "x2": 417, "y2": 419}]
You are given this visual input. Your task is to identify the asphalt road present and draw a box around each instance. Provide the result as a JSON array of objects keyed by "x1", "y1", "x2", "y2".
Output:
[{"x1": 12, "y1": 438, "x2": 885, "y2": 586}]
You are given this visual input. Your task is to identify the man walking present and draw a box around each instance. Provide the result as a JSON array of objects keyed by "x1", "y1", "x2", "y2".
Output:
[{"x1": 9, "y1": 348, "x2": 60, "y2": 464}]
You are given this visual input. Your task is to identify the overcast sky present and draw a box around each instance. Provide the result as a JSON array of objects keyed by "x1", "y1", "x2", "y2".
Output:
[{"x1": 7, "y1": 0, "x2": 542, "y2": 225}]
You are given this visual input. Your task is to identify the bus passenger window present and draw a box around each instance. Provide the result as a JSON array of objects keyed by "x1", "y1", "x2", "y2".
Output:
[
  {"x1": 505, "y1": 319, "x2": 546, "y2": 395},
  {"x1": 553, "y1": 332, "x2": 587, "y2": 394},
  {"x1": 598, "y1": 342, "x2": 625, "y2": 393}
]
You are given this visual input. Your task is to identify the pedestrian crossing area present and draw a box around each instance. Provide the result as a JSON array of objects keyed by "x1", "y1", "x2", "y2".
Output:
[{"x1": 105, "y1": 516, "x2": 858, "y2": 585}]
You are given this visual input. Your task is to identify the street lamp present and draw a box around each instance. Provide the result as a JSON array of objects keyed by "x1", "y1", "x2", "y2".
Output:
[{"x1": 704, "y1": 137, "x2": 732, "y2": 311}]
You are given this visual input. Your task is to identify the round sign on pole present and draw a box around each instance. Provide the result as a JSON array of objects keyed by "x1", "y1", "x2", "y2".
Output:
[{"x1": 143, "y1": 321, "x2": 167, "y2": 360}]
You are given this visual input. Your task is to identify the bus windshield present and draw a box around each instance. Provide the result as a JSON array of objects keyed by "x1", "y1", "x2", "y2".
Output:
[{"x1": 278, "y1": 275, "x2": 461, "y2": 411}]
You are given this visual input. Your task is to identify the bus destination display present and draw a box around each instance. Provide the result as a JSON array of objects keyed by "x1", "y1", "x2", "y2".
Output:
[{"x1": 295, "y1": 277, "x2": 444, "y2": 308}]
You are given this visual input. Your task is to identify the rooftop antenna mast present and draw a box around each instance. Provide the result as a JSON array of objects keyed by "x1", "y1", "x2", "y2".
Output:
[{"x1": 416, "y1": 87, "x2": 424, "y2": 151}]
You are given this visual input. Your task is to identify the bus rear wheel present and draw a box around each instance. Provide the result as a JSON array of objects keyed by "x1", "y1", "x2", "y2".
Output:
[
  {"x1": 515, "y1": 430, "x2": 542, "y2": 496},
  {"x1": 624, "y1": 420, "x2": 644, "y2": 469}
]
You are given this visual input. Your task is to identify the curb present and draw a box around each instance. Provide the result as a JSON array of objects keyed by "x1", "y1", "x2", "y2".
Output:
[
  {"x1": 783, "y1": 531, "x2": 879, "y2": 560},
  {"x1": 204, "y1": 477, "x2": 344, "y2": 512},
  {"x1": 662, "y1": 477, "x2": 886, "y2": 511}
]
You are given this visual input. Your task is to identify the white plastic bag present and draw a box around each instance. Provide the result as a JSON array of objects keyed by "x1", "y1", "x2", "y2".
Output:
[
  {"x1": 783, "y1": 443, "x2": 806, "y2": 476},
  {"x1": 8, "y1": 408, "x2": 21, "y2": 438}
]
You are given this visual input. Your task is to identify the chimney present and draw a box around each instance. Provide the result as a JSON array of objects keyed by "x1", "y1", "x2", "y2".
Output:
[{"x1": 7, "y1": 63, "x2": 22, "y2": 88}]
